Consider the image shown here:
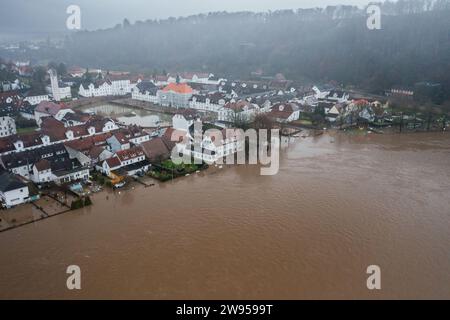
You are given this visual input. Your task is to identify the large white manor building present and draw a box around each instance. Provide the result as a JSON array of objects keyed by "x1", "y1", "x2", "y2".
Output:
[{"x1": 79, "y1": 78, "x2": 135, "y2": 98}]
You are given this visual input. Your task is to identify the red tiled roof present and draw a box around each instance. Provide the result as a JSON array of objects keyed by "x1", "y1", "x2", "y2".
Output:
[
  {"x1": 106, "y1": 157, "x2": 121, "y2": 168},
  {"x1": 68, "y1": 125, "x2": 89, "y2": 138},
  {"x1": 92, "y1": 133, "x2": 112, "y2": 145},
  {"x1": 112, "y1": 131, "x2": 129, "y2": 144},
  {"x1": 35, "y1": 101, "x2": 70, "y2": 115},
  {"x1": 354, "y1": 99, "x2": 369, "y2": 106},
  {"x1": 162, "y1": 127, "x2": 186, "y2": 151},
  {"x1": 65, "y1": 138, "x2": 95, "y2": 151},
  {"x1": 41, "y1": 125, "x2": 67, "y2": 141},
  {"x1": 116, "y1": 146, "x2": 144, "y2": 162},
  {"x1": 34, "y1": 159, "x2": 51, "y2": 171},
  {"x1": 88, "y1": 146, "x2": 105, "y2": 159},
  {"x1": 40, "y1": 117, "x2": 65, "y2": 131},
  {"x1": 162, "y1": 82, "x2": 193, "y2": 94},
  {"x1": 13, "y1": 132, "x2": 44, "y2": 148}
]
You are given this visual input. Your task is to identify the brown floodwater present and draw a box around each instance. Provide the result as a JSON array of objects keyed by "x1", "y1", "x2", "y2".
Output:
[{"x1": 0, "y1": 131, "x2": 449, "y2": 299}]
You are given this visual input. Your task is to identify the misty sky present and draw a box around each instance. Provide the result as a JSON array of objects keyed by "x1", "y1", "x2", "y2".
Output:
[{"x1": 0, "y1": 0, "x2": 377, "y2": 32}]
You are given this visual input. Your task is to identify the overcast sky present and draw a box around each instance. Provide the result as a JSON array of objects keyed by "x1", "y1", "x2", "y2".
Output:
[{"x1": 0, "y1": 0, "x2": 377, "y2": 32}]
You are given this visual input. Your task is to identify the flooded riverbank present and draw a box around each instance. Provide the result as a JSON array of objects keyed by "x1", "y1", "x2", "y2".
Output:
[
  {"x1": 0, "y1": 131, "x2": 449, "y2": 299},
  {"x1": 80, "y1": 103, "x2": 172, "y2": 127}
]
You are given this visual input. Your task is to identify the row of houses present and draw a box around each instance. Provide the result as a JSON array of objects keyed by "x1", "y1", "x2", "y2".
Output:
[
  {"x1": 0, "y1": 101, "x2": 251, "y2": 209},
  {"x1": 79, "y1": 76, "x2": 135, "y2": 98},
  {"x1": 0, "y1": 94, "x2": 169, "y2": 207}
]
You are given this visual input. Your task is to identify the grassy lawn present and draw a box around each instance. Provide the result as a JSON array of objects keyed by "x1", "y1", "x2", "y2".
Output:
[
  {"x1": 16, "y1": 127, "x2": 38, "y2": 134},
  {"x1": 149, "y1": 160, "x2": 207, "y2": 182},
  {"x1": 292, "y1": 119, "x2": 313, "y2": 126}
]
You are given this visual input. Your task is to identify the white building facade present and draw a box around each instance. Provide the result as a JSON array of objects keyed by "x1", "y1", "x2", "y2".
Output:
[{"x1": 0, "y1": 116, "x2": 16, "y2": 137}]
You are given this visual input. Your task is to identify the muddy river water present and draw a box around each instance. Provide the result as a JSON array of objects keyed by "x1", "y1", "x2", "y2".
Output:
[{"x1": 0, "y1": 131, "x2": 449, "y2": 299}]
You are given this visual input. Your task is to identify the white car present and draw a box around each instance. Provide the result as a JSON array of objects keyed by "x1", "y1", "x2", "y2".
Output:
[{"x1": 113, "y1": 181, "x2": 126, "y2": 189}]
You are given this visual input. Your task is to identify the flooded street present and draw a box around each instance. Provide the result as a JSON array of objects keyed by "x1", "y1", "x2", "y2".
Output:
[{"x1": 0, "y1": 132, "x2": 449, "y2": 299}]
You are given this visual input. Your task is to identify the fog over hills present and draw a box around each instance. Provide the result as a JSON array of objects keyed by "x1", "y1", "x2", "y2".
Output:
[
  {"x1": 0, "y1": 0, "x2": 373, "y2": 33},
  {"x1": 1, "y1": 0, "x2": 450, "y2": 98},
  {"x1": 1, "y1": 0, "x2": 448, "y2": 34}
]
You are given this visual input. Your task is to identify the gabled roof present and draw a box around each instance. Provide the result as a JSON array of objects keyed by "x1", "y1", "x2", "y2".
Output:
[
  {"x1": 65, "y1": 138, "x2": 95, "y2": 152},
  {"x1": 105, "y1": 156, "x2": 121, "y2": 168},
  {"x1": 328, "y1": 90, "x2": 348, "y2": 99},
  {"x1": 86, "y1": 117, "x2": 115, "y2": 132},
  {"x1": 62, "y1": 111, "x2": 91, "y2": 123},
  {"x1": 110, "y1": 131, "x2": 129, "y2": 144},
  {"x1": 35, "y1": 101, "x2": 70, "y2": 116},
  {"x1": 224, "y1": 100, "x2": 256, "y2": 112},
  {"x1": 116, "y1": 146, "x2": 144, "y2": 162},
  {"x1": 0, "y1": 171, "x2": 27, "y2": 192},
  {"x1": 88, "y1": 146, "x2": 106, "y2": 159},
  {"x1": 268, "y1": 103, "x2": 299, "y2": 119},
  {"x1": 11, "y1": 132, "x2": 45, "y2": 148},
  {"x1": 41, "y1": 117, "x2": 65, "y2": 130},
  {"x1": 174, "y1": 108, "x2": 200, "y2": 121},
  {"x1": 34, "y1": 159, "x2": 51, "y2": 171},
  {"x1": 68, "y1": 124, "x2": 89, "y2": 138},
  {"x1": 162, "y1": 82, "x2": 193, "y2": 94},
  {"x1": 140, "y1": 138, "x2": 171, "y2": 162},
  {"x1": 1, "y1": 143, "x2": 68, "y2": 170},
  {"x1": 161, "y1": 127, "x2": 185, "y2": 151},
  {"x1": 136, "y1": 81, "x2": 157, "y2": 94}
]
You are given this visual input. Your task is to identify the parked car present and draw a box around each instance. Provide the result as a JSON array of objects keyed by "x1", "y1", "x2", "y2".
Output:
[{"x1": 113, "y1": 181, "x2": 126, "y2": 189}]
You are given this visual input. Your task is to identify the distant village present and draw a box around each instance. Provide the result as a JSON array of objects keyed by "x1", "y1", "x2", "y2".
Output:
[{"x1": 0, "y1": 58, "x2": 448, "y2": 212}]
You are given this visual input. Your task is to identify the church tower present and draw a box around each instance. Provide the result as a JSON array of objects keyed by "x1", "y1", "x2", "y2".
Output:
[{"x1": 48, "y1": 69, "x2": 61, "y2": 101}]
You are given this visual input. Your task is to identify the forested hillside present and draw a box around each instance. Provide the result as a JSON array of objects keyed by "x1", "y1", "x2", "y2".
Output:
[{"x1": 42, "y1": 0, "x2": 450, "y2": 98}]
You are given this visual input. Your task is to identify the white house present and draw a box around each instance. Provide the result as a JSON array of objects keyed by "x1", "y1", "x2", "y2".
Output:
[
  {"x1": 30, "y1": 157, "x2": 89, "y2": 186},
  {"x1": 32, "y1": 159, "x2": 53, "y2": 183},
  {"x1": 24, "y1": 94, "x2": 50, "y2": 106},
  {"x1": 106, "y1": 132, "x2": 131, "y2": 153},
  {"x1": 0, "y1": 171, "x2": 30, "y2": 208},
  {"x1": 326, "y1": 90, "x2": 350, "y2": 103},
  {"x1": 177, "y1": 128, "x2": 244, "y2": 164},
  {"x1": 0, "y1": 115, "x2": 17, "y2": 137},
  {"x1": 157, "y1": 82, "x2": 194, "y2": 108},
  {"x1": 34, "y1": 101, "x2": 74, "y2": 127},
  {"x1": 312, "y1": 85, "x2": 332, "y2": 99},
  {"x1": 79, "y1": 78, "x2": 133, "y2": 98},
  {"x1": 100, "y1": 146, "x2": 150, "y2": 177},
  {"x1": 79, "y1": 80, "x2": 112, "y2": 97},
  {"x1": 268, "y1": 103, "x2": 301, "y2": 123},
  {"x1": 325, "y1": 105, "x2": 342, "y2": 122},
  {"x1": 172, "y1": 109, "x2": 200, "y2": 132},
  {"x1": 218, "y1": 101, "x2": 260, "y2": 122},
  {"x1": 189, "y1": 94, "x2": 226, "y2": 112}
]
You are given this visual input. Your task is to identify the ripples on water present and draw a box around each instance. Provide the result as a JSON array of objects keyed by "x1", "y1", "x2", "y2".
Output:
[{"x1": 0, "y1": 132, "x2": 449, "y2": 299}]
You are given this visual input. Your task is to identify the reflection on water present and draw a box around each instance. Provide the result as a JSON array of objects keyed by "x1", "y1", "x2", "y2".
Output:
[
  {"x1": 0, "y1": 132, "x2": 449, "y2": 299},
  {"x1": 81, "y1": 103, "x2": 172, "y2": 127}
]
